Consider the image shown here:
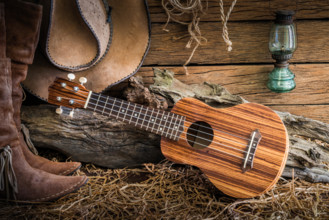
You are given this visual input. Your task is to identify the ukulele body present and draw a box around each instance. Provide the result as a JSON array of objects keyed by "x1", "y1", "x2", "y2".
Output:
[{"x1": 160, "y1": 98, "x2": 289, "y2": 198}]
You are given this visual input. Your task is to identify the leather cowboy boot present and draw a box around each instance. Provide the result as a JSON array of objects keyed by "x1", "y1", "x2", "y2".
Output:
[
  {"x1": 4, "y1": 0, "x2": 81, "y2": 175},
  {"x1": 0, "y1": 4, "x2": 88, "y2": 202},
  {"x1": 0, "y1": 60, "x2": 89, "y2": 202}
]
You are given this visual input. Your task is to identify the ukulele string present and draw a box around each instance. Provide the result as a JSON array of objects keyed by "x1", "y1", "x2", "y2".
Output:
[
  {"x1": 65, "y1": 92, "x2": 256, "y2": 155},
  {"x1": 100, "y1": 95, "x2": 249, "y2": 142},
  {"x1": 63, "y1": 96, "x2": 253, "y2": 158},
  {"x1": 70, "y1": 100, "x2": 246, "y2": 160},
  {"x1": 81, "y1": 91, "x2": 251, "y2": 143},
  {"x1": 67, "y1": 88, "x2": 250, "y2": 142},
  {"x1": 87, "y1": 99, "x2": 249, "y2": 149},
  {"x1": 64, "y1": 90, "x2": 250, "y2": 147}
]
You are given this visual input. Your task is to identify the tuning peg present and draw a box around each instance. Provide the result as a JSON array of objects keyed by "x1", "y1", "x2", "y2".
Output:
[
  {"x1": 79, "y1": 77, "x2": 87, "y2": 85},
  {"x1": 55, "y1": 107, "x2": 63, "y2": 115},
  {"x1": 69, "y1": 109, "x2": 74, "y2": 117},
  {"x1": 60, "y1": 106, "x2": 74, "y2": 117},
  {"x1": 68, "y1": 73, "x2": 76, "y2": 81}
]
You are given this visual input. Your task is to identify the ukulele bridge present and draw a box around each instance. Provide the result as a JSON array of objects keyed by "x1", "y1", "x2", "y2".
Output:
[{"x1": 242, "y1": 129, "x2": 262, "y2": 172}]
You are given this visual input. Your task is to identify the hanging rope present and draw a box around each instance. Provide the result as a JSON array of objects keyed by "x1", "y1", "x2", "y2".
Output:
[
  {"x1": 219, "y1": 0, "x2": 237, "y2": 52},
  {"x1": 162, "y1": 0, "x2": 207, "y2": 69},
  {"x1": 162, "y1": 0, "x2": 238, "y2": 68}
]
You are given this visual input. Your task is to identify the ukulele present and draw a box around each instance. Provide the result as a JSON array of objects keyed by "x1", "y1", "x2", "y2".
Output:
[{"x1": 48, "y1": 74, "x2": 289, "y2": 198}]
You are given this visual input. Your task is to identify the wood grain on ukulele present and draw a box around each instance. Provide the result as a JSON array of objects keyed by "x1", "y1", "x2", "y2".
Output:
[{"x1": 48, "y1": 77, "x2": 289, "y2": 198}]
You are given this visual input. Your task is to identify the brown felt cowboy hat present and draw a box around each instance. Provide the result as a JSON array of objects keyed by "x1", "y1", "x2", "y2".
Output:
[{"x1": 24, "y1": 0, "x2": 151, "y2": 100}]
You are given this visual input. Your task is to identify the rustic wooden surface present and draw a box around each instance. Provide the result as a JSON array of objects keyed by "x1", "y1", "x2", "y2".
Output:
[
  {"x1": 148, "y1": 0, "x2": 329, "y2": 22},
  {"x1": 136, "y1": 64, "x2": 329, "y2": 122},
  {"x1": 140, "y1": 65, "x2": 329, "y2": 104},
  {"x1": 130, "y1": 0, "x2": 329, "y2": 123},
  {"x1": 144, "y1": 21, "x2": 329, "y2": 65}
]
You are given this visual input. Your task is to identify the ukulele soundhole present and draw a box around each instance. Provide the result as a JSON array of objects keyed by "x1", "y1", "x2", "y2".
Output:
[{"x1": 187, "y1": 121, "x2": 214, "y2": 149}]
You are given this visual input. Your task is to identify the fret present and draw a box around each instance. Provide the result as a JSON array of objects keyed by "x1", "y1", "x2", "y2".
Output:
[
  {"x1": 140, "y1": 105, "x2": 148, "y2": 129},
  {"x1": 167, "y1": 113, "x2": 176, "y2": 139},
  {"x1": 135, "y1": 104, "x2": 143, "y2": 127},
  {"x1": 158, "y1": 111, "x2": 166, "y2": 136},
  {"x1": 94, "y1": 93, "x2": 101, "y2": 111},
  {"x1": 165, "y1": 113, "x2": 173, "y2": 138},
  {"x1": 131, "y1": 106, "x2": 139, "y2": 125},
  {"x1": 145, "y1": 108, "x2": 154, "y2": 131},
  {"x1": 98, "y1": 95, "x2": 107, "y2": 112},
  {"x1": 129, "y1": 103, "x2": 137, "y2": 124},
  {"x1": 109, "y1": 98, "x2": 116, "y2": 115},
  {"x1": 150, "y1": 109, "x2": 160, "y2": 133},
  {"x1": 162, "y1": 113, "x2": 171, "y2": 138},
  {"x1": 171, "y1": 114, "x2": 180, "y2": 141},
  {"x1": 177, "y1": 115, "x2": 185, "y2": 140},
  {"x1": 109, "y1": 98, "x2": 116, "y2": 116},
  {"x1": 102, "y1": 96, "x2": 109, "y2": 114},
  {"x1": 122, "y1": 102, "x2": 130, "y2": 121},
  {"x1": 117, "y1": 100, "x2": 124, "y2": 120},
  {"x1": 174, "y1": 115, "x2": 184, "y2": 140}
]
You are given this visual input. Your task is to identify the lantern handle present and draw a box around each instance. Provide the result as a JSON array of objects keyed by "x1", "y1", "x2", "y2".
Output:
[{"x1": 268, "y1": 0, "x2": 299, "y2": 19}]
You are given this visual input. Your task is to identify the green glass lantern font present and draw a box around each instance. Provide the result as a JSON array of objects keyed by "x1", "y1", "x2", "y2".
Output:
[{"x1": 268, "y1": 10, "x2": 297, "y2": 93}]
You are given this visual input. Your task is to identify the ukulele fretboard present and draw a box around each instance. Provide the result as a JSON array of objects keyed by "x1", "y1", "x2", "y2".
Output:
[{"x1": 86, "y1": 92, "x2": 185, "y2": 141}]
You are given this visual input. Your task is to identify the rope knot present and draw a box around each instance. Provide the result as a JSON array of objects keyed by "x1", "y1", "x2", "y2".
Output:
[{"x1": 219, "y1": 0, "x2": 237, "y2": 52}]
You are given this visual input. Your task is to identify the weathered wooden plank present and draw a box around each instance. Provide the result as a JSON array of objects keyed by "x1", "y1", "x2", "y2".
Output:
[
  {"x1": 143, "y1": 20, "x2": 329, "y2": 66},
  {"x1": 136, "y1": 64, "x2": 329, "y2": 106},
  {"x1": 148, "y1": 0, "x2": 329, "y2": 22},
  {"x1": 270, "y1": 105, "x2": 329, "y2": 123}
]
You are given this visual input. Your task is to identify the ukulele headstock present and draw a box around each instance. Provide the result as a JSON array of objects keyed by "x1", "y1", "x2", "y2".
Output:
[{"x1": 48, "y1": 74, "x2": 91, "y2": 114}]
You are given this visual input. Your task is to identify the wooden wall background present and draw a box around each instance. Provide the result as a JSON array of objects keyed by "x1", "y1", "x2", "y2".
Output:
[{"x1": 130, "y1": 0, "x2": 329, "y2": 123}]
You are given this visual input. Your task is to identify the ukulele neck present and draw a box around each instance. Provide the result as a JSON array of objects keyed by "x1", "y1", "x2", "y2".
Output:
[{"x1": 86, "y1": 92, "x2": 185, "y2": 141}]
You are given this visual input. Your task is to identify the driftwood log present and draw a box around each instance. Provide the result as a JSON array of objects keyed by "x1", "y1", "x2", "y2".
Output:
[{"x1": 21, "y1": 69, "x2": 329, "y2": 182}]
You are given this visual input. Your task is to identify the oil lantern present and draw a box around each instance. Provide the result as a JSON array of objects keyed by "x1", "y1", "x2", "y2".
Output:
[{"x1": 268, "y1": 10, "x2": 297, "y2": 93}]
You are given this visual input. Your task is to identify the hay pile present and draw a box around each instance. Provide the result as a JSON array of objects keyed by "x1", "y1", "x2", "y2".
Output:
[{"x1": 0, "y1": 149, "x2": 328, "y2": 219}]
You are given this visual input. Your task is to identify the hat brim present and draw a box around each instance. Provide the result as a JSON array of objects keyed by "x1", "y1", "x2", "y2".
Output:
[
  {"x1": 24, "y1": 0, "x2": 151, "y2": 100},
  {"x1": 44, "y1": 0, "x2": 112, "y2": 71}
]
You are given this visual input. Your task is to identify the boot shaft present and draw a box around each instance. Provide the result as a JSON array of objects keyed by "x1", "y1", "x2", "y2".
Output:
[
  {"x1": 0, "y1": 3, "x2": 5, "y2": 59},
  {"x1": 11, "y1": 62, "x2": 27, "y2": 128},
  {"x1": 0, "y1": 59, "x2": 18, "y2": 149},
  {"x1": 0, "y1": 3, "x2": 18, "y2": 146},
  {"x1": 4, "y1": 0, "x2": 42, "y2": 64},
  {"x1": 3, "y1": 0, "x2": 43, "y2": 129}
]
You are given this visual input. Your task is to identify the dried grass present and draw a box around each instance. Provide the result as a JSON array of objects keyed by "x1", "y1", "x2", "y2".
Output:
[{"x1": 1, "y1": 155, "x2": 329, "y2": 219}]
